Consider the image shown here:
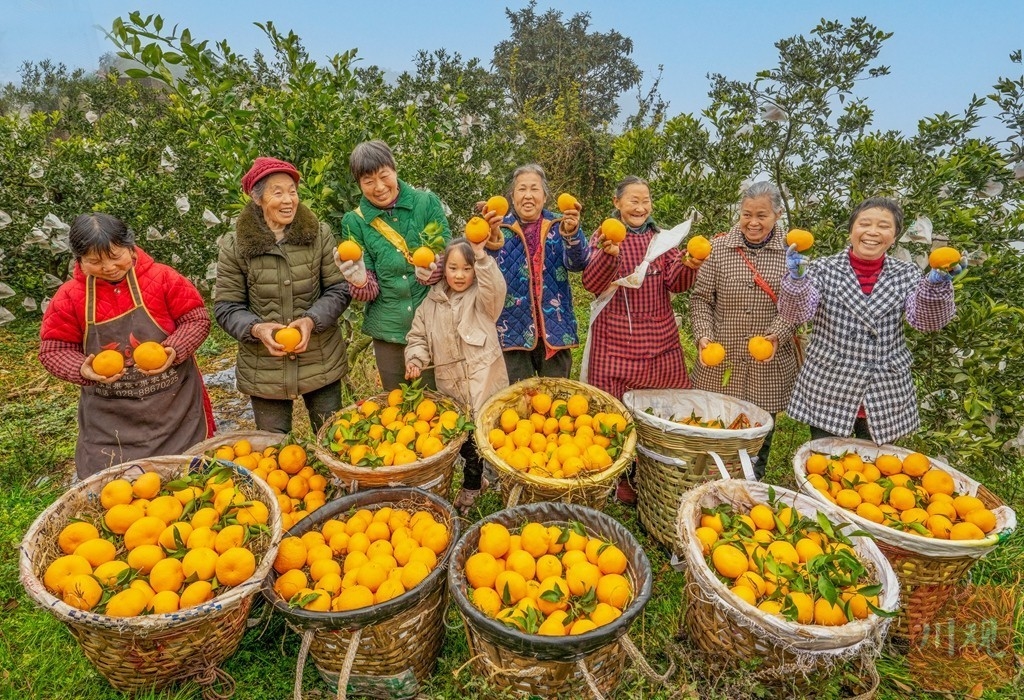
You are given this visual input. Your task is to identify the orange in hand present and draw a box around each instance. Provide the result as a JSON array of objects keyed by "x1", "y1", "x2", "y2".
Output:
[
  {"x1": 485, "y1": 196, "x2": 509, "y2": 217},
  {"x1": 275, "y1": 327, "x2": 302, "y2": 352},
  {"x1": 133, "y1": 341, "x2": 168, "y2": 371},
  {"x1": 601, "y1": 218, "x2": 626, "y2": 244},
  {"x1": 747, "y1": 336, "x2": 774, "y2": 361},
  {"x1": 557, "y1": 193, "x2": 579, "y2": 212},
  {"x1": 412, "y1": 247, "x2": 436, "y2": 268},
  {"x1": 686, "y1": 235, "x2": 711, "y2": 260},
  {"x1": 786, "y1": 229, "x2": 814, "y2": 252},
  {"x1": 928, "y1": 246, "x2": 961, "y2": 269},
  {"x1": 465, "y1": 216, "x2": 490, "y2": 244},
  {"x1": 93, "y1": 349, "x2": 125, "y2": 377},
  {"x1": 700, "y1": 342, "x2": 726, "y2": 367},
  {"x1": 337, "y1": 240, "x2": 363, "y2": 262}
]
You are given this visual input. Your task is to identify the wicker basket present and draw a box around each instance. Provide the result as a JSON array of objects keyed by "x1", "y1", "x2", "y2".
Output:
[
  {"x1": 263, "y1": 487, "x2": 458, "y2": 699},
  {"x1": 449, "y1": 502, "x2": 671, "y2": 699},
  {"x1": 186, "y1": 429, "x2": 287, "y2": 456},
  {"x1": 19, "y1": 455, "x2": 283, "y2": 695},
  {"x1": 313, "y1": 390, "x2": 468, "y2": 498},
  {"x1": 676, "y1": 479, "x2": 898, "y2": 692},
  {"x1": 793, "y1": 438, "x2": 1017, "y2": 641},
  {"x1": 475, "y1": 377, "x2": 636, "y2": 509},
  {"x1": 623, "y1": 389, "x2": 771, "y2": 553}
]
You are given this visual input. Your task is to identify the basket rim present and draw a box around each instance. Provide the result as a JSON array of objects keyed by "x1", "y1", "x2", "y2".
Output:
[
  {"x1": 793, "y1": 438, "x2": 1016, "y2": 555},
  {"x1": 184, "y1": 429, "x2": 289, "y2": 455},
  {"x1": 261, "y1": 486, "x2": 458, "y2": 629},
  {"x1": 19, "y1": 455, "x2": 283, "y2": 630},
  {"x1": 623, "y1": 388, "x2": 774, "y2": 439},
  {"x1": 312, "y1": 389, "x2": 469, "y2": 477},
  {"x1": 448, "y1": 501, "x2": 652, "y2": 661},
  {"x1": 473, "y1": 377, "x2": 637, "y2": 488}
]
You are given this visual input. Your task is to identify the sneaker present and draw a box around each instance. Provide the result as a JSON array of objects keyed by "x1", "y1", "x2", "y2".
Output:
[
  {"x1": 615, "y1": 476, "x2": 637, "y2": 506},
  {"x1": 455, "y1": 477, "x2": 489, "y2": 515}
]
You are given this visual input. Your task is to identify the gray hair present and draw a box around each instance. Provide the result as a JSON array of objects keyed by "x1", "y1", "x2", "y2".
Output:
[
  {"x1": 349, "y1": 140, "x2": 397, "y2": 180},
  {"x1": 740, "y1": 181, "x2": 784, "y2": 214},
  {"x1": 507, "y1": 163, "x2": 551, "y2": 200},
  {"x1": 250, "y1": 178, "x2": 269, "y2": 201},
  {"x1": 615, "y1": 175, "x2": 650, "y2": 199}
]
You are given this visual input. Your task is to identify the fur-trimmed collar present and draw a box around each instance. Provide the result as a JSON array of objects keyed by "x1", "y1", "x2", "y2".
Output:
[{"x1": 234, "y1": 201, "x2": 320, "y2": 259}]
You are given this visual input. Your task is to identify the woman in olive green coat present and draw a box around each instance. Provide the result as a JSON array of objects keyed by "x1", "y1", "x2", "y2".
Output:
[
  {"x1": 215, "y1": 157, "x2": 351, "y2": 435},
  {"x1": 336, "y1": 140, "x2": 451, "y2": 391}
]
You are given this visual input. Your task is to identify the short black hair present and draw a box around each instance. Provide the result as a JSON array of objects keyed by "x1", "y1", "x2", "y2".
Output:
[
  {"x1": 69, "y1": 213, "x2": 135, "y2": 259},
  {"x1": 848, "y1": 197, "x2": 904, "y2": 237}
]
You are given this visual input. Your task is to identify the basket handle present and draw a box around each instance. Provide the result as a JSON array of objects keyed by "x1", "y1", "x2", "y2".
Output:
[
  {"x1": 707, "y1": 451, "x2": 730, "y2": 480},
  {"x1": 575, "y1": 658, "x2": 609, "y2": 700},
  {"x1": 293, "y1": 629, "x2": 314, "y2": 700},
  {"x1": 575, "y1": 634, "x2": 675, "y2": 699},
  {"x1": 506, "y1": 483, "x2": 523, "y2": 508},
  {"x1": 738, "y1": 449, "x2": 756, "y2": 481},
  {"x1": 334, "y1": 627, "x2": 363, "y2": 700}
]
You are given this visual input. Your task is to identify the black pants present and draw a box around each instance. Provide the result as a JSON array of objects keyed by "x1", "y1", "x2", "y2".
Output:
[
  {"x1": 250, "y1": 381, "x2": 340, "y2": 436},
  {"x1": 503, "y1": 346, "x2": 572, "y2": 384},
  {"x1": 809, "y1": 417, "x2": 872, "y2": 442},
  {"x1": 373, "y1": 339, "x2": 435, "y2": 391},
  {"x1": 460, "y1": 440, "x2": 484, "y2": 490}
]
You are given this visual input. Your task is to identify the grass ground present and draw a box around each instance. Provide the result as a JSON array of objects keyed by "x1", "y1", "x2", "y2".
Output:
[{"x1": 1, "y1": 314, "x2": 1022, "y2": 700}]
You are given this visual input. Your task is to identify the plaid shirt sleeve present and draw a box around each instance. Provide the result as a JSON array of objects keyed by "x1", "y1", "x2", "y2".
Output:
[
  {"x1": 778, "y1": 272, "x2": 820, "y2": 325},
  {"x1": 905, "y1": 276, "x2": 955, "y2": 331},
  {"x1": 39, "y1": 338, "x2": 91, "y2": 385},
  {"x1": 582, "y1": 247, "x2": 620, "y2": 294},
  {"x1": 163, "y1": 306, "x2": 210, "y2": 366},
  {"x1": 350, "y1": 270, "x2": 380, "y2": 302},
  {"x1": 663, "y1": 249, "x2": 695, "y2": 294}
]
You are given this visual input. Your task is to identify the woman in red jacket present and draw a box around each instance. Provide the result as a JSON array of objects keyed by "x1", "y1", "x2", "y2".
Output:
[{"x1": 39, "y1": 213, "x2": 214, "y2": 479}]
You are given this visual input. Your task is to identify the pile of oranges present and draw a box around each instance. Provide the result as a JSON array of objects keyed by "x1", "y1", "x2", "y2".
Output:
[
  {"x1": 324, "y1": 382, "x2": 469, "y2": 468},
  {"x1": 45, "y1": 467, "x2": 270, "y2": 616},
  {"x1": 210, "y1": 439, "x2": 326, "y2": 531},
  {"x1": 486, "y1": 390, "x2": 630, "y2": 479},
  {"x1": 802, "y1": 450, "x2": 998, "y2": 540},
  {"x1": 465, "y1": 520, "x2": 633, "y2": 635},
  {"x1": 695, "y1": 498, "x2": 884, "y2": 626},
  {"x1": 271, "y1": 507, "x2": 449, "y2": 612}
]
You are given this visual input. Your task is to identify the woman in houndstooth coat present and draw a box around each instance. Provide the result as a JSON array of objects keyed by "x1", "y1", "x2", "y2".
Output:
[
  {"x1": 690, "y1": 182, "x2": 800, "y2": 476},
  {"x1": 778, "y1": 197, "x2": 956, "y2": 445}
]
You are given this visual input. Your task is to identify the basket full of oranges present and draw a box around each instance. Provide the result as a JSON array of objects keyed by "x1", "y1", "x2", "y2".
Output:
[
  {"x1": 19, "y1": 455, "x2": 282, "y2": 695},
  {"x1": 794, "y1": 438, "x2": 1017, "y2": 640},
  {"x1": 475, "y1": 377, "x2": 636, "y2": 509},
  {"x1": 314, "y1": 381, "x2": 471, "y2": 498}
]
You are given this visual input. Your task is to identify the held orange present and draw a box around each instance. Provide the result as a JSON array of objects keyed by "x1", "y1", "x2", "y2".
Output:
[
  {"x1": 556, "y1": 193, "x2": 579, "y2": 212},
  {"x1": 485, "y1": 195, "x2": 510, "y2": 217},
  {"x1": 928, "y1": 246, "x2": 961, "y2": 269},
  {"x1": 786, "y1": 228, "x2": 815, "y2": 252},
  {"x1": 686, "y1": 235, "x2": 712, "y2": 260},
  {"x1": 337, "y1": 240, "x2": 363, "y2": 262},
  {"x1": 274, "y1": 327, "x2": 302, "y2": 353},
  {"x1": 747, "y1": 336, "x2": 774, "y2": 361},
  {"x1": 600, "y1": 218, "x2": 627, "y2": 244},
  {"x1": 700, "y1": 342, "x2": 726, "y2": 367},
  {"x1": 411, "y1": 246, "x2": 436, "y2": 268},
  {"x1": 92, "y1": 349, "x2": 125, "y2": 377},
  {"x1": 132, "y1": 341, "x2": 168, "y2": 370},
  {"x1": 465, "y1": 216, "x2": 490, "y2": 243}
]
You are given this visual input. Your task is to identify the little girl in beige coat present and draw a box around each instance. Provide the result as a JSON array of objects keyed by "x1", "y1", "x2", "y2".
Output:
[{"x1": 405, "y1": 237, "x2": 509, "y2": 513}]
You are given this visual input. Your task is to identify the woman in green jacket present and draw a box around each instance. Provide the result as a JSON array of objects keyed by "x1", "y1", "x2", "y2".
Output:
[
  {"x1": 215, "y1": 157, "x2": 351, "y2": 435},
  {"x1": 336, "y1": 140, "x2": 452, "y2": 390}
]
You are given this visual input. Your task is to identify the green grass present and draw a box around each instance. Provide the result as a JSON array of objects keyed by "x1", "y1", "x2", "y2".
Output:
[{"x1": 2, "y1": 314, "x2": 1022, "y2": 699}]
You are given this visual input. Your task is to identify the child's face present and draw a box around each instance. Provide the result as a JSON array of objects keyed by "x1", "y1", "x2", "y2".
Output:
[
  {"x1": 613, "y1": 183, "x2": 652, "y2": 229},
  {"x1": 445, "y1": 249, "x2": 475, "y2": 292},
  {"x1": 80, "y1": 245, "x2": 135, "y2": 282},
  {"x1": 850, "y1": 207, "x2": 896, "y2": 260}
]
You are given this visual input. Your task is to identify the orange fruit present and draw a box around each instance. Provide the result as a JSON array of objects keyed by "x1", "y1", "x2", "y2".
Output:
[
  {"x1": 950, "y1": 522, "x2": 986, "y2": 540},
  {"x1": 104, "y1": 502, "x2": 145, "y2": 535},
  {"x1": 274, "y1": 327, "x2": 302, "y2": 352},
  {"x1": 62, "y1": 573, "x2": 103, "y2": 611},
  {"x1": 131, "y1": 471, "x2": 162, "y2": 499},
  {"x1": 180, "y1": 580, "x2": 216, "y2": 608},
  {"x1": 275, "y1": 569, "x2": 308, "y2": 600},
  {"x1": 278, "y1": 445, "x2": 307, "y2": 474},
  {"x1": 217, "y1": 547, "x2": 256, "y2": 586},
  {"x1": 875, "y1": 454, "x2": 903, "y2": 476},
  {"x1": 485, "y1": 195, "x2": 510, "y2": 217},
  {"x1": 92, "y1": 349, "x2": 125, "y2": 377},
  {"x1": 785, "y1": 228, "x2": 814, "y2": 252},
  {"x1": 149, "y1": 557, "x2": 186, "y2": 593},
  {"x1": 58, "y1": 521, "x2": 101, "y2": 555},
  {"x1": 600, "y1": 218, "x2": 626, "y2": 244},
  {"x1": 93, "y1": 560, "x2": 130, "y2": 587},
  {"x1": 411, "y1": 246, "x2": 436, "y2": 268},
  {"x1": 926, "y1": 514, "x2": 953, "y2": 539},
  {"x1": 556, "y1": 193, "x2": 579, "y2": 212},
  {"x1": 921, "y1": 468, "x2": 955, "y2": 496},
  {"x1": 700, "y1": 342, "x2": 726, "y2": 367},
  {"x1": 901, "y1": 452, "x2": 931, "y2": 477},
  {"x1": 965, "y1": 508, "x2": 997, "y2": 533},
  {"x1": 597, "y1": 545, "x2": 628, "y2": 575},
  {"x1": 711, "y1": 544, "x2": 748, "y2": 579},
  {"x1": 686, "y1": 235, "x2": 712, "y2": 260},
  {"x1": 814, "y1": 597, "x2": 848, "y2": 626},
  {"x1": 124, "y1": 515, "x2": 167, "y2": 550},
  {"x1": 464, "y1": 216, "x2": 490, "y2": 243},
  {"x1": 747, "y1": 336, "x2": 774, "y2": 361},
  {"x1": 182, "y1": 547, "x2": 219, "y2": 580},
  {"x1": 952, "y1": 495, "x2": 986, "y2": 519},
  {"x1": 150, "y1": 589, "x2": 181, "y2": 614},
  {"x1": 337, "y1": 240, "x2": 363, "y2": 262},
  {"x1": 333, "y1": 585, "x2": 375, "y2": 612},
  {"x1": 595, "y1": 573, "x2": 631, "y2": 608},
  {"x1": 100, "y1": 479, "x2": 134, "y2": 509},
  {"x1": 928, "y1": 246, "x2": 961, "y2": 269},
  {"x1": 132, "y1": 341, "x2": 168, "y2": 370},
  {"x1": 44, "y1": 554, "x2": 93, "y2": 595},
  {"x1": 888, "y1": 486, "x2": 917, "y2": 511},
  {"x1": 104, "y1": 588, "x2": 148, "y2": 617},
  {"x1": 478, "y1": 523, "x2": 511, "y2": 559}
]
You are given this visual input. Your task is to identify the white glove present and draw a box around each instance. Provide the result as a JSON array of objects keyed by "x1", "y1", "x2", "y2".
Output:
[
  {"x1": 414, "y1": 262, "x2": 437, "y2": 284},
  {"x1": 337, "y1": 258, "x2": 368, "y2": 288}
]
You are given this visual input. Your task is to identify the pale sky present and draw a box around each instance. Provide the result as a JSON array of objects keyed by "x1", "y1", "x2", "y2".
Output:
[{"x1": 3, "y1": 1, "x2": 1022, "y2": 138}]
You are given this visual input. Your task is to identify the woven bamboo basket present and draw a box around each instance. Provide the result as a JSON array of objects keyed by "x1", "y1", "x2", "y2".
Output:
[
  {"x1": 475, "y1": 377, "x2": 636, "y2": 509},
  {"x1": 623, "y1": 389, "x2": 770, "y2": 553},
  {"x1": 263, "y1": 487, "x2": 458, "y2": 700},
  {"x1": 313, "y1": 390, "x2": 468, "y2": 498},
  {"x1": 676, "y1": 479, "x2": 898, "y2": 694},
  {"x1": 449, "y1": 502, "x2": 672, "y2": 699},
  {"x1": 19, "y1": 455, "x2": 283, "y2": 696},
  {"x1": 794, "y1": 438, "x2": 1017, "y2": 641}
]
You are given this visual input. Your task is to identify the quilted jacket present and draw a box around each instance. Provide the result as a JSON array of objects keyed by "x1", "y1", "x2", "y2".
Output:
[
  {"x1": 214, "y1": 201, "x2": 351, "y2": 399},
  {"x1": 486, "y1": 210, "x2": 589, "y2": 351}
]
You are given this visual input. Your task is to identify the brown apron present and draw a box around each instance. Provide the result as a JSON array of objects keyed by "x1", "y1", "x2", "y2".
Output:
[{"x1": 76, "y1": 269, "x2": 210, "y2": 478}]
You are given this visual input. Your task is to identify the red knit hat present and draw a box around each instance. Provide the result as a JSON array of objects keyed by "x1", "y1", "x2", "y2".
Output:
[{"x1": 241, "y1": 157, "x2": 301, "y2": 195}]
